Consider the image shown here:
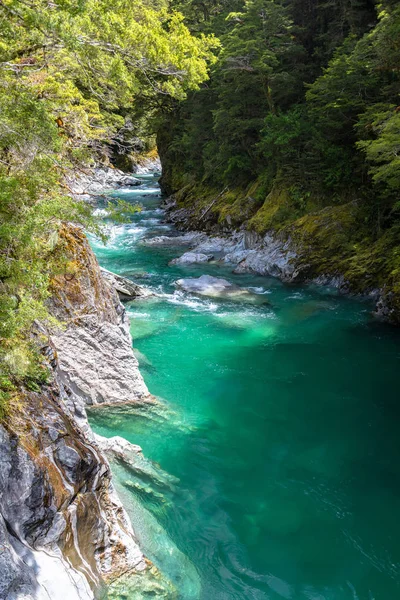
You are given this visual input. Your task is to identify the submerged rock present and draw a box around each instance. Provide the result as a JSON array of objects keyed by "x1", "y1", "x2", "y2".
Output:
[
  {"x1": 170, "y1": 252, "x2": 214, "y2": 265},
  {"x1": 95, "y1": 434, "x2": 179, "y2": 492},
  {"x1": 175, "y1": 275, "x2": 254, "y2": 300},
  {"x1": 101, "y1": 267, "x2": 153, "y2": 300}
]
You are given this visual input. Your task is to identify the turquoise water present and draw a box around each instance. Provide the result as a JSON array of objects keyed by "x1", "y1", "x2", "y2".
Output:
[{"x1": 89, "y1": 175, "x2": 400, "y2": 600}]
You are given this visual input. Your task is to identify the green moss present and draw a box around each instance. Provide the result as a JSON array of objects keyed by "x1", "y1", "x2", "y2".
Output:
[
  {"x1": 282, "y1": 203, "x2": 400, "y2": 306},
  {"x1": 249, "y1": 187, "x2": 294, "y2": 233}
]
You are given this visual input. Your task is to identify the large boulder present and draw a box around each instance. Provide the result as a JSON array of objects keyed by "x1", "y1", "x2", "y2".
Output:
[
  {"x1": 175, "y1": 275, "x2": 254, "y2": 300},
  {"x1": 117, "y1": 175, "x2": 141, "y2": 187},
  {"x1": 100, "y1": 268, "x2": 153, "y2": 301},
  {"x1": 170, "y1": 252, "x2": 214, "y2": 265}
]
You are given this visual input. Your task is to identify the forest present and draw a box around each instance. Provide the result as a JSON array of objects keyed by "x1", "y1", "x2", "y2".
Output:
[{"x1": 158, "y1": 0, "x2": 400, "y2": 315}]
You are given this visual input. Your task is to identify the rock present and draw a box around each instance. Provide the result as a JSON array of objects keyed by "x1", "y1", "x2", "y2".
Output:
[
  {"x1": 100, "y1": 268, "x2": 152, "y2": 300},
  {"x1": 0, "y1": 223, "x2": 175, "y2": 599},
  {"x1": 95, "y1": 434, "x2": 179, "y2": 493},
  {"x1": 0, "y1": 515, "x2": 93, "y2": 600},
  {"x1": 95, "y1": 434, "x2": 143, "y2": 457},
  {"x1": 132, "y1": 348, "x2": 154, "y2": 369},
  {"x1": 141, "y1": 232, "x2": 206, "y2": 247},
  {"x1": 233, "y1": 233, "x2": 296, "y2": 280},
  {"x1": 117, "y1": 175, "x2": 141, "y2": 187},
  {"x1": 67, "y1": 166, "x2": 142, "y2": 199},
  {"x1": 193, "y1": 236, "x2": 238, "y2": 254},
  {"x1": 48, "y1": 226, "x2": 151, "y2": 406},
  {"x1": 175, "y1": 275, "x2": 253, "y2": 299},
  {"x1": 170, "y1": 252, "x2": 214, "y2": 265},
  {"x1": 52, "y1": 319, "x2": 151, "y2": 406},
  {"x1": 0, "y1": 382, "x2": 148, "y2": 600}
]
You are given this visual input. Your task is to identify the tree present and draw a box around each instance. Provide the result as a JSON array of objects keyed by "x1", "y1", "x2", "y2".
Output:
[{"x1": 0, "y1": 0, "x2": 217, "y2": 411}]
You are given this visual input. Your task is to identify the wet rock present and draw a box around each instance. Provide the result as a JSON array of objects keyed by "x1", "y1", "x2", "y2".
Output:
[
  {"x1": 175, "y1": 275, "x2": 253, "y2": 299},
  {"x1": 101, "y1": 268, "x2": 153, "y2": 300},
  {"x1": 233, "y1": 234, "x2": 296, "y2": 280},
  {"x1": 142, "y1": 232, "x2": 206, "y2": 247},
  {"x1": 95, "y1": 434, "x2": 179, "y2": 493},
  {"x1": 170, "y1": 252, "x2": 214, "y2": 265},
  {"x1": 117, "y1": 175, "x2": 141, "y2": 186}
]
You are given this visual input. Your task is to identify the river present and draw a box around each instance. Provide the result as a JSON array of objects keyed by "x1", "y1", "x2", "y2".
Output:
[{"x1": 88, "y1": 172, "x2": 400, "y2": 600}]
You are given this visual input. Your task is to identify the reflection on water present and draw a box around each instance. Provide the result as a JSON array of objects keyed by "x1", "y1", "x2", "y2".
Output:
[{"x1": 89, "y1": 173, "x2": 400, "y2": 600}]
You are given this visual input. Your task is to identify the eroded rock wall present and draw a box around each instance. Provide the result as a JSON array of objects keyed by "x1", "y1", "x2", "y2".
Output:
[{"x1": 0, "y1": 225, "x2": 158, "y2": 600}]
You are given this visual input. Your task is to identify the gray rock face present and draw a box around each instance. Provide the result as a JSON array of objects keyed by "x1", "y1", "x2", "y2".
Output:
[
  {"x1": 142, "y1": 232, "x2": 206, "y2": 247},
  {"x1": 67, "y1": 167, "x2": 141, "y2": 199},
  {"x1": 170, "y1": 252, "x2": 214, "y2": 265},
  {"x1": 100, "y1": 268, "x2": 153, "y2": 301},
  {"x1": 52, "y1": 316, "x2": 150, "y2": 406},
  {"x1": 49, "y1": 226, "x2": 151, "y2": 407},
  {"x1": 233, "y1": 233, "x2": 297, "y2": 280},
  {"x1": 0, "y1": 380, "x2": 148, "y2": 600},
  {"x1": 0, "y1": 224, "x2": 169, "y2": 599}
]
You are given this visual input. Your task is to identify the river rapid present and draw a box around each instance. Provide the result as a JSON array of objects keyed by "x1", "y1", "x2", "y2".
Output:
[{"x1": 88, "y1": 172, "x2": 400, "y2": 600}]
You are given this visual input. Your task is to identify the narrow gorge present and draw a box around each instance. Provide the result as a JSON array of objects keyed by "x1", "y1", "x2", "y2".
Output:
[{"x1": 1, "y1": 0, "x2": 400, "y2": 598}]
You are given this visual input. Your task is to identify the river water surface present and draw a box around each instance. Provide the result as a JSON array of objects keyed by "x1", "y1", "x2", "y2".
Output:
[{"x1": 89, "y1": 173, "x2": 400, "y2": 600}]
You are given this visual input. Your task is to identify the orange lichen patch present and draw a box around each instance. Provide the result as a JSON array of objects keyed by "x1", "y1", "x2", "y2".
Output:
[{"x1": 49, "y1": 224, "x2": 118, "y2": 324}]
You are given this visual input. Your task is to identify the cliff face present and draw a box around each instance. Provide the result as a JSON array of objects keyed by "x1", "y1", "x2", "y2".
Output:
[
  {"x1": 50, "y1": 225, "x2": 151, "y2": 407},
  {"x1": 0, "y1": 225, "x2": 162, "y2": 600}
]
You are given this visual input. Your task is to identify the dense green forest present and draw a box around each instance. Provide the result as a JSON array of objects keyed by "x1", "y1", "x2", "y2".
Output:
[
  {"x1": 0, "y1": 0, "x2": 216, "y2": 410},
  {"x1": 158, "y1": 0, "x2": 400, "y2": 314}
]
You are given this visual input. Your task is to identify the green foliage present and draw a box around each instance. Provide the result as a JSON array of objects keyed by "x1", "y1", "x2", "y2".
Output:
[
  {"x1": 0, "y1": 0, "x2": 217, "y2": 412},
  {"x1": 160, "y1": 0, "x2": 400, "y2": 215},
  {"x1": 357, "y1": 105, "x2": 400, "y2": 192},
  {"x1": 158, "y1": 0, "x2": 400, "y2": 317}
]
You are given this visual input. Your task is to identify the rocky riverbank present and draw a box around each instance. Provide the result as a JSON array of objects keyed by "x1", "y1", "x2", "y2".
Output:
[
  {"x1": 161, "y1": 194, "x2": 397, "y2": 324},
  {"x1": 67, "y1": 158, "x2": 161, "y2": 203},
  {"x1": 0, "y1": 221, "x2": 173, "y2": 599}
]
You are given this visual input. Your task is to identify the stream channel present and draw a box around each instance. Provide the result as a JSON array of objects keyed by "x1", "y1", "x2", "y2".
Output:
[{"x1": 88, "y1": 171, "x2": 400, "y2": 600}]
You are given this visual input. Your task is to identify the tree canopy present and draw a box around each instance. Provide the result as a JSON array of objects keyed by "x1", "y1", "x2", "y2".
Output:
[
  {"x1": 159, "y1": 0, "x2": 400, "y2": 210},
  {"x1": 0, "y1": 0, "x2": 217, "y2": 411}
]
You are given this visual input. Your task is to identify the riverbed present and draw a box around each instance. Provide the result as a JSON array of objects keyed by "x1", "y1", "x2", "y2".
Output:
[{"x1": 89, "y1": 173, "x2": 400, "y2": 600}]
